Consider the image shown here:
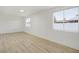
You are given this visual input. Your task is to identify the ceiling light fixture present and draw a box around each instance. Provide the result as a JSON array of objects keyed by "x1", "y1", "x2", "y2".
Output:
[{"x1": 20, "y1": 9, "x2": 24, "y2": 12}]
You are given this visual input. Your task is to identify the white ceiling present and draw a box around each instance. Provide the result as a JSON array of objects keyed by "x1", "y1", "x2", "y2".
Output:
[{"x1": 0, "y1": 6, "x2": 53, "y2": 16}]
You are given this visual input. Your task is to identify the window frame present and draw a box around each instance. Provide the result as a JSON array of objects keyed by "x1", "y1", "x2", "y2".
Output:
[
  {"x1": 53, "y1": 7, "x2": 79, "y2": 32},
  {"x1": 53, "y1": 7, "x2": 79, "y2": 23}
]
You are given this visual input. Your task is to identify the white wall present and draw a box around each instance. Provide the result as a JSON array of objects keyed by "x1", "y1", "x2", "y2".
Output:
[
  {"x1": 24, "y1": 8, "x2": 79, "y2": 50},
  {"x1": 0, "y1": 15, "x2": 24, "y2": 34},
  {"x1": 0, "y1": 7, "x2": 78, "y2": 50}
]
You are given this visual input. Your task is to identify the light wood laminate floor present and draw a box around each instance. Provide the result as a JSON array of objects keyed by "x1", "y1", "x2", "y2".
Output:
[{"x1": 0, "y1": 32, "x2": 79, "y2": 53}]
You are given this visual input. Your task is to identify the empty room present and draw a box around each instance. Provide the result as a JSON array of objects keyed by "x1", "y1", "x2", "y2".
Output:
[{"x1": 0, "y1": 6, "x2": 79, "y2": 53}]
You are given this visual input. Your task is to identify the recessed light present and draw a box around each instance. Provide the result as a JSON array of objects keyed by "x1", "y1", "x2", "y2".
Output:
[{"x1": 20, "y1": 9, "x2": 24, "y2": 12}]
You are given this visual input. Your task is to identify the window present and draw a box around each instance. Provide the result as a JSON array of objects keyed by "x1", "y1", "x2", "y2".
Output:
[
  {"x1": 64, "y1": 7, "x2": 78, "y2": 23},
  {"x1": 54, "y1": 11, "x2": 63, "y2": 22},
  {"x1": 25, "y1": 17, "x2": 31, "y2": 27},
  {"x1": 53, "y1": 7, "x2": 79, "y2": 32}
]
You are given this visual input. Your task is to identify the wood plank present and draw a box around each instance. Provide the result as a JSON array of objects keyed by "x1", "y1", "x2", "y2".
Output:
[{"x1": 0, "y1": 32, "x2": 79, "y2": 53}]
